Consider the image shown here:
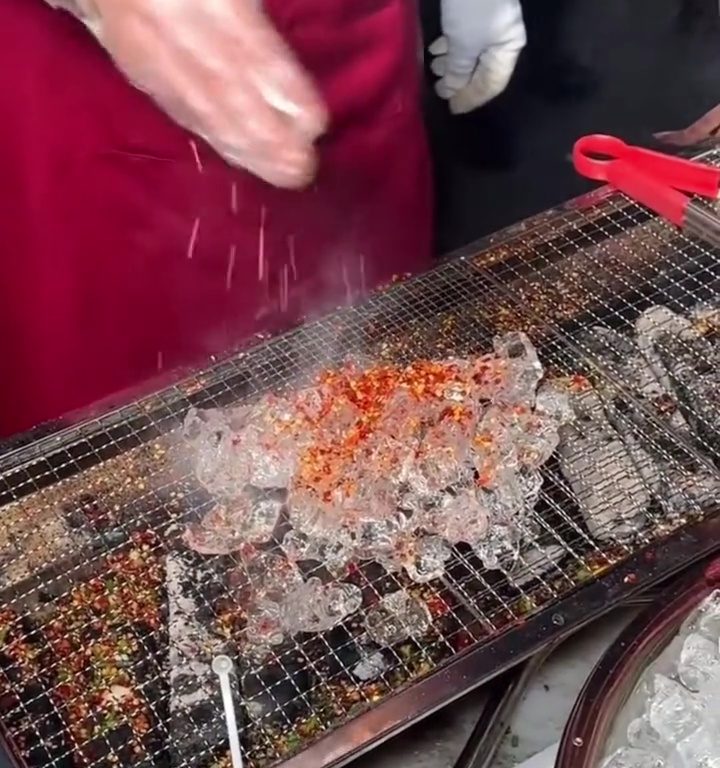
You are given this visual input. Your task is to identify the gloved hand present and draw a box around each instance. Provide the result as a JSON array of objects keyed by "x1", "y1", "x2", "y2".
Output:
[
  {"x1": 68, "y1": 0, "x2": 327, "y2": 188},
  {"x1": 429, "y1": 0, "x2": 526, "y2": 114}
]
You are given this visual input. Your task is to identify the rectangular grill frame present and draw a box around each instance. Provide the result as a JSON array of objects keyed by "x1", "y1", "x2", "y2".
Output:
[{"x1": 1, "y1": 151, "x2": 720, "y2": 768}]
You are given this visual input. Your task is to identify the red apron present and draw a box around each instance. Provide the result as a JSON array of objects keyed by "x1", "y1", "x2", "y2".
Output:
[{"x1": 0, "y1": 0, "x2": 432, "y2": 437}]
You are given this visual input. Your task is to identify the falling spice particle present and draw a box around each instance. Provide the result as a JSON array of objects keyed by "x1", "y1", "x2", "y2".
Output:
[
  {"x1": 258, "y1": 205, "x2": 267, "y2": 281},
  {"x1": 226, "y1": 244, "x2": 237, "y2": 292},
  {"x1": 288, "y1": 234, "x2": 298, "y2": 280},
  {"x1": 188, "y1": 139, "x2": 203, "y2": 174},
  {"x1": 359, "y1": 253, "x2": 367, "y2": 294},
  {"x1": 187, "y1": 217, "x2": 200, "y2": 260},
  {"x1": 341, "y1": 260, "x2": 352, "y2": 304},
  {"x1": 280, "y1": 263, "x2": 290, "y2": 312}
]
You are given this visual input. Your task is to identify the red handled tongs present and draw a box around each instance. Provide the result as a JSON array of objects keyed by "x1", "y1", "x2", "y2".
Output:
[{"x1": 573, "y1": 134, "x2": 720, "y2": 249}]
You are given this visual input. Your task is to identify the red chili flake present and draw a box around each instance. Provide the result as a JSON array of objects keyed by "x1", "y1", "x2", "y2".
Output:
[
  {"x1": 40, "y1": 534, "x2": 164, "y2": 755},
  {"x1": 452, "y1": 631, "x2": 474, "y2": 651},
  {"x1": 296, "y1": 359, "x2": 471, "y2": 503},
  {"x1": 425, "y1": 595, "x2": 450, "y2": 618},
  {"x1": 91, "y1": 595, "x2": 110, "y2": 613},
  {"x1": 569, "y1": 374, "x2": 591, "y2": 392},
  {"x1": 654, "y1": 394, "x2": 677, "y2": 415},
  {"x1": 238, "y1": 543, "x2": 258, "y2": 560},
  {"x1": 476, "y1": 467, "x2": 496, "y2": 489},
  {"x1": 473, "y1": 434, "x2": 493, "y2": 450}
]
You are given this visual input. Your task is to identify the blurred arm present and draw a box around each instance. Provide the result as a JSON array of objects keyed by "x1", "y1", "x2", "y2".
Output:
[{"x1": 42, "y1": 0, "x2": 327, "y2": 187}]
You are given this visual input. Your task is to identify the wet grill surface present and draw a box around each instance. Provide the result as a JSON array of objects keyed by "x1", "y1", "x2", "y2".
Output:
[{"x1": 1, "y1": 154, "x2": 720, "y2": 768}]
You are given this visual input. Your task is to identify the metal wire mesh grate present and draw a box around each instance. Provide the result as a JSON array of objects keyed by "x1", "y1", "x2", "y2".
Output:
[{"x1": 1, "y1": 152, "x2": 720, "y2": 768}]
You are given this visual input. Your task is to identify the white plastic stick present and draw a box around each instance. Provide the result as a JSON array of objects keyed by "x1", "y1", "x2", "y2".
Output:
[{"x1": 212, "y1": 655, "x2": 244, "y2": 768}]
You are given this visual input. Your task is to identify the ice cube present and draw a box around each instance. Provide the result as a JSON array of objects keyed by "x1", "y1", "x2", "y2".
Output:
[
  {"x1": 433, "y1": 488, "x2": 490, "y2": 544},
  {"x1": 183, "y1": 407, "x2": 249, "y2": 497},
  {"x1": 183, "y1": 502, "x2": 246, "y2": 555},
  {"x1": 626, "y1": 717, "x2": 663, "y2": 753},
  {"x1": 601, "y1": 747, "x2": 664, "y2": 768},
  {"x1": 246, "y1": 552, "x2": 303, "y2": 603},
  {"x1": 472, "y1": 520, "x2": 520, "y2": 570},
  {"x1": 248, "y1": 493, "x2": 284, "y2": 537},
  {"x1": 364, "y1": 590, "x2": 432, "y2": 646},
  {"x1": 408, "y1": 436, "x2": 469, "y2": 497},
  {"x1": 648, "y1": 675, "x2": 704, "y2": 743},
  {"x1": 472, "y1": 405, "x2": 516, "y2": 486},
  {"x1": 281, "y1": 529, "x2": 314, "y2": 562},
  {"x1": 281, "y1": 529, "x2": 352, "y2": 576},
  {"x1": 515, "y1": 414, "x2": 561, "y2": 469},
  {"x1": 518, "y1": 469, "x2": 543, "y2": 506},
  {"x1": 697, "y1": 591, "x2": 720, "y2": 644},
  {"x1": 352, "y1": 651, "x2": 388, "y2": 682},
  {"x1": 535, "y1": 381, "x2": 574, "y2": 426},
  {"x1": 248, "y1": 451, "x2": 296, "y2": 489},
  {"x1": 678, "y1": 633, "x2": 719, "y2": 692},
  {"x1": 493, "y1": 332, "x2": 543, "y2": 405},
  {"x1": 281, "y1": 578, "x2": 362, "y2": 634},
  {"x1": 470, "y1": 475, "x2": 528, "y2": 568},
  {"x1": 287, "y1": 485, "x2": 339, "y2": 536},
  {"x1": 351, "y1": 517, "x2": 407, "y2": 561},
  {"x1": 244, "y1": 603, "x2": 285, "y2": 650},
  {"x1": 244, "y1": 417, "x2": 299, "y2": 489},
  {"x1": 404, "y1": 536, "x2": 452, "y2": 584},
  {"x1": 674, "y1": 727, "x2": 720, "y2": 768},
  {"x1": 183, "y1": 491, "x2": 282, "y2": 554}
]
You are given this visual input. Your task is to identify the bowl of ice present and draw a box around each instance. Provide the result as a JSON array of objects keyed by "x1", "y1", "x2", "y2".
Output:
[{"x1": 556, "y1": 559, "x2": 720, "y2": 768}]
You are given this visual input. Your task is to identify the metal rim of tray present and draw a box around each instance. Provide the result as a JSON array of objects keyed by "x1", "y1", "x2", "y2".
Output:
[{"x1": 555, "y1": 555, "x2": 720, "y2": 768}]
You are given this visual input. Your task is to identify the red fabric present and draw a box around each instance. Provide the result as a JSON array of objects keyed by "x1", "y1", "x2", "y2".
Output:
[{"x1": 0, "y1": 0, "x2": 432, "y2": 437}]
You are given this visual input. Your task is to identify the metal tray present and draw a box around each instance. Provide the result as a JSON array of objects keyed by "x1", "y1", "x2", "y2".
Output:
[
  {"x1": 1, "y1": 152, "x2": 720, "y2": 768},
  {"x1": 555, "y1": 556, "x2": 720, "y2": 768}
]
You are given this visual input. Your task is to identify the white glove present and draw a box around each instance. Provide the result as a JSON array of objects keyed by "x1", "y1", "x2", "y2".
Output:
[
  {"x1": 430, "y1": 0, "x2": 526, "y2": 114},
  {"x1": 59, "y1": 0, "x2": 327, "y2": 188}
]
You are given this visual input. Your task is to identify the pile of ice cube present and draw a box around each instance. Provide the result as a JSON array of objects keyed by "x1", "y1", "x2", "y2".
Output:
[
  {"x1": 179, "y1": 332, "x2": 569, "y2": 651},
  {"x1": 602, "y1": 590, "x2": 720, "y2": 768}
]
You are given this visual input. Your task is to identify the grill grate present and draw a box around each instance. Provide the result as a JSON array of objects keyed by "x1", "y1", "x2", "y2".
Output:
[{"x1": 1, "y1": 152, "x2": 720, "y2": 768}]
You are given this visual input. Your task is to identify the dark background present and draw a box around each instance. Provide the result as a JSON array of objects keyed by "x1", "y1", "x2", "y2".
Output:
[{"x1": 420, "y1": 0, "x2": 720, "y2": 254}]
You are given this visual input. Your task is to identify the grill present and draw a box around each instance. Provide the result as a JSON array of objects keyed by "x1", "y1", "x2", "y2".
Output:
[{"x1": 1, "y1": 149, "x2": 720, "y2": 768}]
